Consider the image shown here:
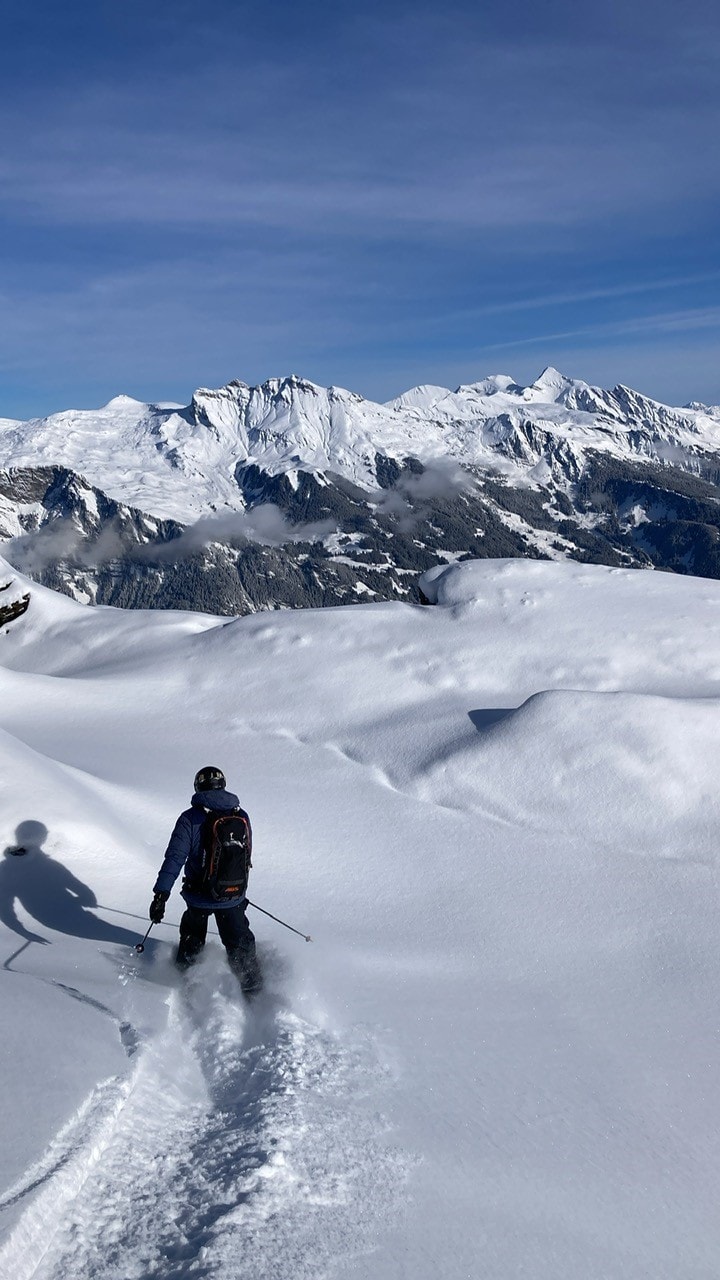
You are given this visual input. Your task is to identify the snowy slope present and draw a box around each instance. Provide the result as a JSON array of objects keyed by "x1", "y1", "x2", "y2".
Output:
[
  {"x1": 2, "y1": 556, "x2": 720, "y2": 1278},
  {"x1": 2, "y1": 370, "x2": 720, "y2": 522}
]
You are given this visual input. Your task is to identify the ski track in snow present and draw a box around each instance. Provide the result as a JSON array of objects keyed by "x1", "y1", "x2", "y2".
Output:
[{"x1": 0, "y1": 962, "x2": 408, "y2": 1280}]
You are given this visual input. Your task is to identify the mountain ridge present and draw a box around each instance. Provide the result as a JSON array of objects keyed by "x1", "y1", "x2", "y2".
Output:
[
  {"x1": 3, "y1": 367, "x2": 720, "y2": 615},
  {"x1": 2, "y1": 368, "x2": 719, "y2": 525}
]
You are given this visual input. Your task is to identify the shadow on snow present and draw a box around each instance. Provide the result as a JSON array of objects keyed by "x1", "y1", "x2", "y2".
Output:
[{"x1": 0, "y1": 820, "x2": 139, "y2": 956}]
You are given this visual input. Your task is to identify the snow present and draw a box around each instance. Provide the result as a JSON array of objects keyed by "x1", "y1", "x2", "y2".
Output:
[
  {"x1": 3, "y1": 369, "x2": 720, "y2": 524},
  {"x1": 101, "y1": 395, "x2": 146, "y2": 410},
  {"x1": 385, "y1": 383, "x2": 458, "y2": 412},
  {"x1": 2, "y1": 554, "x2": 720, "y2": 1276},
  {"x1": 74, "y1": 484, "x2": 100, "y2": 522}
]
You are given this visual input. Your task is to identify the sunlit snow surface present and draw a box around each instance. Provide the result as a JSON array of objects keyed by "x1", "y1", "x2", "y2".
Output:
[
  {"x1": 2, "y1": 369, "x2": 720, "y2": 521},
  {"x1": 1, "y1": 555, "x2": 720, "y2": 1278}
]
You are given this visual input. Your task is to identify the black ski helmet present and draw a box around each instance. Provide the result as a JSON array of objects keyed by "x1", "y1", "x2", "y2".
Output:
[{"x1": 194, "y1": 765, "x2": 226, "y2": 792}]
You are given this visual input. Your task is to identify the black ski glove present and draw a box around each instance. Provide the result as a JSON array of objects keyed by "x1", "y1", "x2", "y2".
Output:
[{"x1": 149, "y1": 891, "x2": 169, "y2": 923}]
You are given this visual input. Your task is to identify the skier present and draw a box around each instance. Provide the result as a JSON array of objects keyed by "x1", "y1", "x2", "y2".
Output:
[{"x1": 149, "y1": 766, "x2": 262, "y2": 994}]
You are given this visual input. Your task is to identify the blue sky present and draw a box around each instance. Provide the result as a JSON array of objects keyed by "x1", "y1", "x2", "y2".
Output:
[{"x1": 1, "y1": 0, "x2": 719, "y2": 416}]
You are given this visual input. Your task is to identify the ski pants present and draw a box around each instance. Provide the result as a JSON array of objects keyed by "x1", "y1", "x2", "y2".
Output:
[{"x1": 177, "y1": 901, "x2": 257, "y2": 975}]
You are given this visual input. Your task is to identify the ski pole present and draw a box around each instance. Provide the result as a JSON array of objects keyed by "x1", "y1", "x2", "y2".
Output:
[
  {"x1": 134, "y1": 922, "x2": 154, "y2": 954},
  {"x1": 101, "y1": 904, "x2": 175, "y2": 927},
  {"x1": 246, "y1": 900, "x2": 312, "y2": 942}
]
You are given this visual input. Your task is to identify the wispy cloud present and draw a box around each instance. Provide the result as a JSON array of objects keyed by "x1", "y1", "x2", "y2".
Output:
[
  {"x1": 474, "y1": 306, "x2": 720, "y2": 355},
  {"x1": 2, "y1": 13, "x2": 719, "y2": 238},
  {"x1": 0, "y1": 0, "x2": 719, "y2": 412},
  {"x1": 5, "y1": 504, "x2": 340, "y2": 574},
  {"x1": 441, "y1": 273, "x2": 720, "y2": 323}
]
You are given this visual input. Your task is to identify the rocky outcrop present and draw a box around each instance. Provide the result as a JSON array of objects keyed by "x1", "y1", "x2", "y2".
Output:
[{"x1": 0, "y1": 579, "x2": 30, "y2": 627}]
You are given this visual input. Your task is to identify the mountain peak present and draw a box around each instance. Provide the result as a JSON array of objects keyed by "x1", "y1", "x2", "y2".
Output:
[
  {"x1": 387, "y1": 384, "x2": 454, "y2": 412},
  {"x1": 529, "y1": 367, "x2": 575, "y2": 393},
  {"x1": 102, "y1": 394, "x2": 146, "y2": 410},
  {"x1": 265, "y1": 374, "x2": 324, "y2": 396},
  {"x1": 456, "y1": 374, "x2": 518, "y2": 396}
]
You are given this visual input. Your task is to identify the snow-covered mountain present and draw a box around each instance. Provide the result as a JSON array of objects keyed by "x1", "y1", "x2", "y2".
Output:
[
  {"x1": 3, "y1": 368, "x2": 720, "y2": 613},
  {"x1": 2, "y1": 554, "x2": 720, "y2": 1277},
  {"x1": 2, "y1": 369, "x2": 720, "y2": 520}
]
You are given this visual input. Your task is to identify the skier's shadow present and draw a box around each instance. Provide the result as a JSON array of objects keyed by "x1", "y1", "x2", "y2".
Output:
[{"x1": 0, "y1": 820, "x2": 138, "y2": 949}]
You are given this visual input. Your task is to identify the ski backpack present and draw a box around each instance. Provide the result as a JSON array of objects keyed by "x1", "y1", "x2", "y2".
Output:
[{"x1": 200, "y1": 809, "x2": 252, "y2": 902}]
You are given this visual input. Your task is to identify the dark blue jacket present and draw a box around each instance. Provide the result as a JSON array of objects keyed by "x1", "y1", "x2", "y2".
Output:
[{"x1": 154, "y1": 789, "x2": 252, "y2": 910}]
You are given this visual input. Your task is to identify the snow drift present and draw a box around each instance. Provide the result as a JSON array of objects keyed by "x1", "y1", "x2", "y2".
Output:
[{"x1": 2, "y1": 554, "x2": 720, "y2": 1278}]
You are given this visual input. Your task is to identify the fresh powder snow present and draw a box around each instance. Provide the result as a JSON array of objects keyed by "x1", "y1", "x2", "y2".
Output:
[{"x1": 1, "y1": 554, "x2": 720, "y2": 1278}]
